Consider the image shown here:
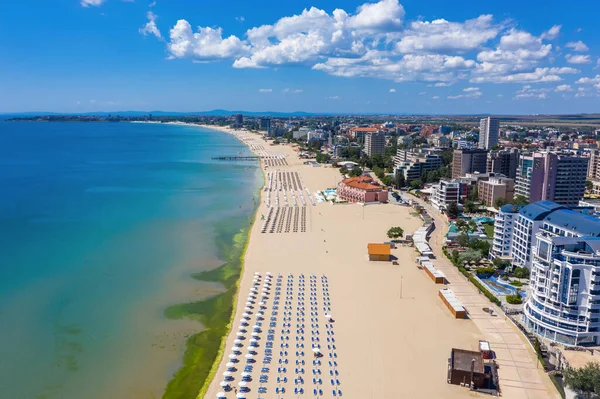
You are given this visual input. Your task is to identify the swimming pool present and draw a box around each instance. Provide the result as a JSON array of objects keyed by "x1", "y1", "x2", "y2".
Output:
[
  {"x1": 473, "y1": 217, "x2": 495, "y2": 224},
  {"x1": 481, "y1": 276, "x2": 526, "y2": 298},
  {"x1": 324, "y1": 189, "x2": 337, "y2": 197}
]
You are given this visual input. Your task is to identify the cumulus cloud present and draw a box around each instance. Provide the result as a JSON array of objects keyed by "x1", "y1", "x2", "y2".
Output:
[
  {"x1": 541, "y1": 25, "x2": 561, "y2": 40},
  {"x1": 389, "y1": 88, "x2": 396, "y2": 92},
  {"x1": 168, "y1": 20, "x2": 250, "y2": 60},
  {"x1": 81, "y1": 0, "x2": 104, "y2": 6},
  {"x1": 396, "y1": 15, "x2": 499, "y2": 54},
  {"x1": 448, "y1": 87, "x2": 482, "y2": 99},
  {"x1": 236, "y1": 16, "x2": 245, "y2": 22},
  {"x1": 566, "y1": 54, "x2": 591, "y2": 64},
  {"x1": 555, "y1": 84, "x2": 572, "y2": 92},
  {"x1": 432, "y1": 96, "x2": 440, "y2": 100},
  {"x1": 565, "y1": 41, "x2": 589, "y2": 52},
  {"x1": 146, "y1": 1, "x2": 582, "y2": 87},
  {"x1": 513, "y1": 85, "x2": 550, "y2": 99},
  {"x1": 258, "y1": 88, "x2": 272, "y2": 92},
  {"x1": 139, "y1": 11, "x2": 163, "y2": 40}
]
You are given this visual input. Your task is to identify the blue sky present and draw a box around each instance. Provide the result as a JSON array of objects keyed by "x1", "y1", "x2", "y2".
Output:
[{"x1": 1, "y1": 0, "x2": 600, "y2": 114}]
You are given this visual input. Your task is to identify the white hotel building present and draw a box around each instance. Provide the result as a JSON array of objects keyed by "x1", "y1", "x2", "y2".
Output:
[{"x1": 496, "y1": 201, "x2": 600, "y2": 346}]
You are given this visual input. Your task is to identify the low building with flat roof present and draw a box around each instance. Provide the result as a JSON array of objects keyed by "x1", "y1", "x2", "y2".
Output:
[
  {"x1": 367, "y1": 243, "x2": 391, "y2": 261},
  {"x1": 448, "y1": 348, "x2": 487, "y2": 388}
]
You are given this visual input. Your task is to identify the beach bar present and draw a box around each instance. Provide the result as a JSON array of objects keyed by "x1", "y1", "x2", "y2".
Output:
[
  {"x1": 423, "y1": 263, "x2": 446, "y2": 284},
  {"x1": 367, "y1": 243, "x2": 391, "y2": 261},
  {"x1": 439, "y1": 288, "x2": 466, "y2": 319},
  {"x1": 447, "y1": 348, "x2": 486, "y2": 388}
]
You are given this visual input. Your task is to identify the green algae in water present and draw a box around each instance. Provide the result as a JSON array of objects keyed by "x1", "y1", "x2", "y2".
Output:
[{"x1": 162, "y1": 216, "x2": 251, "y2": 399}]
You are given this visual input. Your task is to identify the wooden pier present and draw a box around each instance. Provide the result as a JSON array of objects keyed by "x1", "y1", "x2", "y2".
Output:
[{"x1": 211, "y1": 155, "x2": 261, "y2": 160}]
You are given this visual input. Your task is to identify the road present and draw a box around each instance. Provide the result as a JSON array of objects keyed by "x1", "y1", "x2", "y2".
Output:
[{"x1": 408, "y1": 193, "x2": 560, "y2": 399}]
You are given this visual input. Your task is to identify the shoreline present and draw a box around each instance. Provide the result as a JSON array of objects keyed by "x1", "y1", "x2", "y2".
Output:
[{"x1": 161, "y1": 124, "x2": 265, "y2": 399}]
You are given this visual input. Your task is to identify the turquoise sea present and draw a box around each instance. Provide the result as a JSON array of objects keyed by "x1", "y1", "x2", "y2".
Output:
[{"x1": 0, "y1": 122, "x2": 262, "y2": 399}]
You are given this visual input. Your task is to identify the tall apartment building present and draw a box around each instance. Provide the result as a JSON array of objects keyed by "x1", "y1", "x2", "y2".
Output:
[
  {"x1": 522, "y1": 207, "x2": 600, "y2": 346},
  {"x1": 393, "y1": 149, "x2": 442, "y2": 182},
  {"x1": 364, "y1": 132, "x2": 386, "y2": 157},
  {"x1": 477, "y1": 175, "x2": 515, "y2": 207},
  {"x1": 515, "y1": 151, "x2": 589, "y2": 206},
  {"x1": 430, "y1": 179, "x2": 461, "y2": 213},
  {"x1": 489, "y1": 204, "x2": 520, "y2": 261},
  {"x1": 233, "y1": 113, "x2": 243, "y2": 128},
  {"x1": 452, "y1": 148, "x2": 488, "y2": 178},
  {"x1": 487, "y1": 148, "x2": 519, "y2": 179},
  {"x1": 260, "y1": 118, "x2": 271, "y2": 135},
  {"x1": 588, "y1": 149, "x2": 600, "y2": 181},
  {"x1": 478, "y1": 117, "x2": 500, "y2": 150}
]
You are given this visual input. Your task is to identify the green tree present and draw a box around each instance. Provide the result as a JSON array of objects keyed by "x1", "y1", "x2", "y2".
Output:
[
  {"x1": 410, "y1": 179, "x2": 423, "y2": 190},
  {"x1": 564, "y1": 362, "x2": 600, "y2": 398},
  {"x1": 348, "y1": 167, "x2": 363, "y2": 177},
  {"x1": 469, "y1": 239, "x2": 490, "y2": 257},
  {"x1": 316, "y1": 153, "x2": 330, "y2": 163},
  {"x1": 493, "y1": 257, "x2": 510, "y2": 270},
  {"x1": 455, "y1": 219, "x2": 468, "y2": 232},
  {"x1": 506, "y1": 292, "x2": 523, "y2": 305},
  {"x1": 468, "y1": 186, "x2": 479, "y2": 202},
  {"x1": 395, "y1": 172, "x2": 406, "y2": 188},
  {"x1": 513, "y1": 195, "x2": 529, "y2": 206},
  {"x1": 468, "y1": 220, "x2": 478, "y2": 232},
  {"x1": 386, "y1": 226, "x2": 405, "y2": 240},
  {"x1": 586, "y1": 180, "x2": 593, "y2": 191},
  {"x1": 458, "y1": 249, "x2": 482, "y2": 263},
  {"x1": 464, "y1": 201, "x2": 478, "y2": 213},
  {"x1": 456, "y1": 232, "x2": 470, "y2": 247},
  {"x1": 339, "y1": 167, "x2": 348, "y2": 175},
  {"x1": 513, "y1": 267, "x2": 530, "y2": 279},
  {"x1": 446, "y1": 201, "x2": 460, "y2": 218},
  {"x1": 380, "y1": 175, "x2": 394, "y2": 187},
  {"x1": 494, "y1": 197, "x2": 506, "y2": 209}
]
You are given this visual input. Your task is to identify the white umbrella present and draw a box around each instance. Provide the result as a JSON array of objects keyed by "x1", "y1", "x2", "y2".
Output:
[
  {"x1": 226, "y1": 362, "x2": 235, "y2": 367},
  {"x1": 238, "y1": 381, "x2": 247, "y2": 387},
  {"x1": 251, "y1": 332, "x2": 259, "y2": 337},
  {"x1": 219, "y1": 381, "x2": 228, "y2": 387},
  {"x1": 244, "y1": 307, "x2": 252, "y2": 311},
  {"x1": 217, "y1": 392, "x2": 226, "y2": 398},
  {"x1": 223, "y1": 371, "x2": 232, "y2": 376},
  {"x1": 245, "y1": 301, "x2": 252, "y2": 306},
  {"x1": 236, "y1": 394, "x2": 245, "y2": 399},
  {"x1": 241, "y1": 372, "x2": 251, "y2": 377},
  {"x1": 242, "y1": 313, "x2": 250, "y2": 317},
  {"x1": 266, "y1": 272, "x2": 272, "y2": 275},
  {"x1": 228, "y1": 354, "x2": 237, "y2": 359},
  {"x1": 324, "y1": 314, "x2": 332, "y2": 319},
  {"x1": 259, "y1": 301, "x2": 265, "y2": 306},
  {"x1": 245, "y1": 354, "x2": 254, "y2": 359},
  {"x1": 312, "y1": 348, "x2": 321, "y2": 353},
  {"x1": 234, "y1": 339, "x2": 242, "y2": 343},
  {"x1": 239, "y1": 318, "x2": 247, "y2": 323},
  {"x1": 250, "y1": 338, "x2": 258, "y2": 343}
]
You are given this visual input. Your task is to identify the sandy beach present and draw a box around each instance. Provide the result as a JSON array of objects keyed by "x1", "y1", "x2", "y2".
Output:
[{"x1": 198, "y1": 125, "x2": 558, "y2": 399}]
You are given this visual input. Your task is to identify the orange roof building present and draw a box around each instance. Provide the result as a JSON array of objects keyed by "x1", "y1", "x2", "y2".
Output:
[
  {"x1": 367, "y1": 243, "x2": 391, "y2": 261},
  {"x1": 337, "y1": 176, "x2": 389, "y2": 203}
]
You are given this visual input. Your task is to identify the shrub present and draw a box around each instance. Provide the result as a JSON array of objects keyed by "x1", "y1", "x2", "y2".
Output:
[
  {"x1": 513, "y1": 267, "x2": 530, "y2": 279},
  {"x1": 476, "y1": 266, "x2": 496, "y2": 276},
  {"x1": 506, "y1": 292, "x2": 523, "y2": 304},
  {"x1": 510, "y1": 280, "x2": 523, "y2": 287}
]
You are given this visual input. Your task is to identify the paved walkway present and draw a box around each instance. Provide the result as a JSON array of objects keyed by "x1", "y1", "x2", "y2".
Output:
[{"x1": 409, "y1": 195, "x2": 560, "y2": 399}]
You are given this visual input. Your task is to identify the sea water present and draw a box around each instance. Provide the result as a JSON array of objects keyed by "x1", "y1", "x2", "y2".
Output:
[{"x1": 0, "y1": 122, "x2": 262, "y2": 399}]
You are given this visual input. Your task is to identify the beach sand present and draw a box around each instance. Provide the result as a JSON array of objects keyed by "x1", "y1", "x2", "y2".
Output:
[{"x1": 196, "y1": 126, "x2": 496, "y2": 399}]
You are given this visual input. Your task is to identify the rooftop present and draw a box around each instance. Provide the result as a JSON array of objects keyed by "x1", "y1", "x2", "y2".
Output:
[
  {"x1": 367, "y1": 243, "x2": 391, "y2": 256},
  {"x1": 341, "y1": 176, "x2": 383, "y2": 191},
  {"x1": 450, "y1": 348, "x2": 485, "y2": 374},
  {"x1": 544, "y1": 209, "x2": 600, "y2": 236}
]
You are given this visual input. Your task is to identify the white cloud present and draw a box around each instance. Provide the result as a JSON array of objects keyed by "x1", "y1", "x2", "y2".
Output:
[
  {"x1": 81, "y1": 0, "x2": 104, "y2": 6},
  {"x1": 565, "y1": 41, "x2": 589, "y2": 52},
  {"x1": 396, "y1": 15, "x2": 499, "y2": 54},
  {"x1": 389, "y1": 88, "x2": 396, "y2": 92},
  {"x1": 149, "y1": 1, "x2": 582, "y2": 88},
  {"x1": 283, "y1": 88, "x2": 303, "y2": 93},
  {"x1": 236, "y1": 16, "x2": 245, "y2": 22},
  {"x1": 149, "y1": 1, "x2": 156, "y2": 6},
  {"x1": 448, "y1": 87, "x2": 482, "y2": 99},
  {"x1": 541, "y1": 25, "x2": 561, "y2": 40},
  {"x1": 258, "y1": 88, "x2": 272, "y2": 92},
  {"x1": 472, "y1": 67, "x2": 578, "y2": 83},
  {"x1": 576, "y1": 75, "x2": 600, "y2": 85},
  {"x1": 168, "y1": 20, "x2": 249, "y2": 60},
  {"x1": 139, "y1": 11, "x2": 163, "y2": 40},
  {"x1": 566, "y1": 54, "x2": 591, "y2": 64},
  {"x1": 513, "y1": 85, "x2": 550, "y2": 99},
  {"x1": 432, "y1": 96, "x2": 440, "y2": 100},
  {"x1": 555, "y1": 84, "x2": 572, "y2": 92},
  {"x1": 326, "y1": 95, "x2": 341, "y2": 100}
]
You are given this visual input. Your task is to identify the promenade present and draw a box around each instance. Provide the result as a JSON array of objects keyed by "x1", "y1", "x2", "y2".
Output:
[{"x1": 408, "y1": 194, "x2": 560, "y2": 399}]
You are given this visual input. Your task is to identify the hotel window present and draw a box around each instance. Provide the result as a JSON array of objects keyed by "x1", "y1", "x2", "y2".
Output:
[{"x1": 569, "y1": 270, "x2": 580, "y2": 305}]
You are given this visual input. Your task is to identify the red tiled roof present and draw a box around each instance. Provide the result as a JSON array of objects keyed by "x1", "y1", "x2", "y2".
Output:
[{"x1": 341, "y1": 176, "x2": 383, "y2": 191}]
